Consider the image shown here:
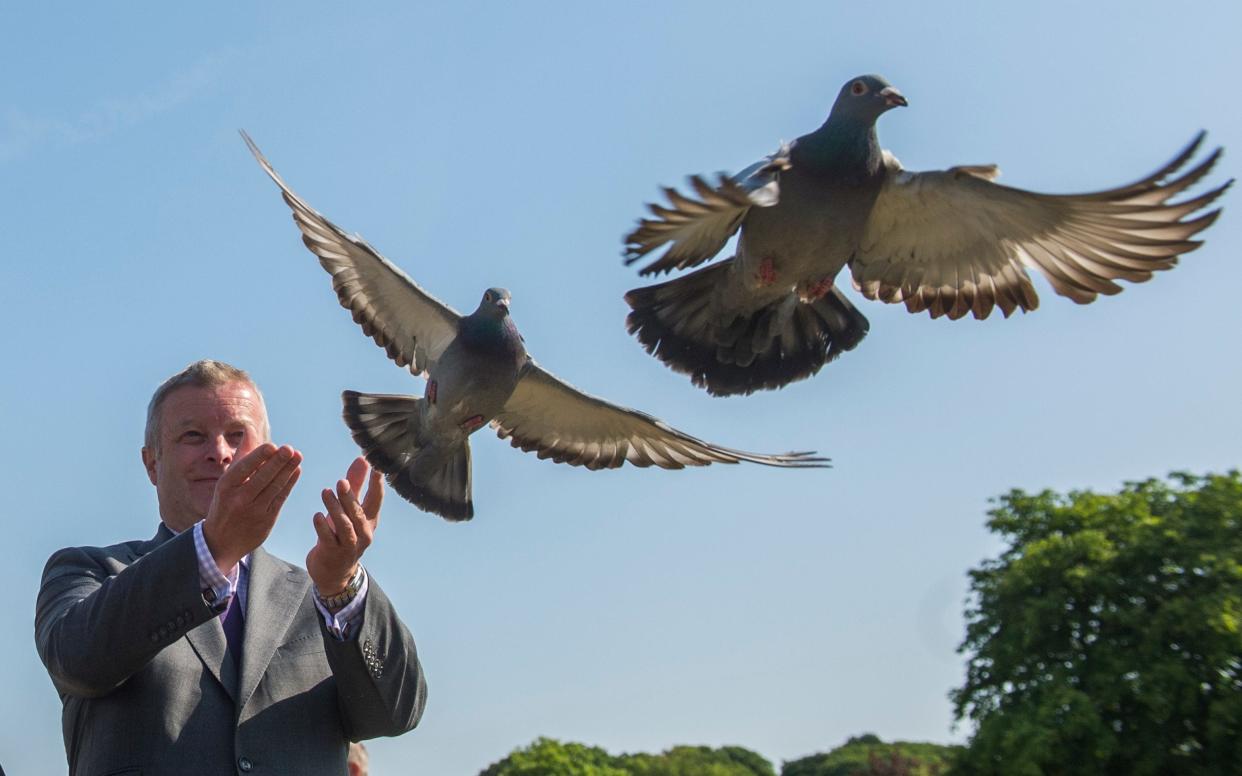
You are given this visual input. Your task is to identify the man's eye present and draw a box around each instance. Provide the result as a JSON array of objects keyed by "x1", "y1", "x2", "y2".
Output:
[{"x1": 182, "y1": 431, "x2": 204, "y2": 442}]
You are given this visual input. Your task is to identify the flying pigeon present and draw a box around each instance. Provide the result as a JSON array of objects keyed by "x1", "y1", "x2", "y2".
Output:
[
  {"x1": 623, "y1": 74, "x2": 1232, "y2": 397},
  {"x1": 241, "y1": 132, "x2": 826, "y2": 521}
]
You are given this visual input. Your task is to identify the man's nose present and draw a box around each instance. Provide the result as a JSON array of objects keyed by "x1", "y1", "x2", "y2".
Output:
[{"x1": 207, "y1": 435, "x2": 236, "y2": 464}]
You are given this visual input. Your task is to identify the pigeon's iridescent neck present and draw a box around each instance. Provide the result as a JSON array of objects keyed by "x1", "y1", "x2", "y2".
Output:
[
  {"x1": 458, "y1": 314, "x2": 524, "y2": 359},
  {"x1": 797, "y1": 118, "x2": 882, "y2": 179}
]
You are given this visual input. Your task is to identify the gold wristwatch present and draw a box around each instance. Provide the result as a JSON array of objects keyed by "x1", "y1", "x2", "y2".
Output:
[{"x1": 316, "y1": 566, "x2": 364, "y2": 612}]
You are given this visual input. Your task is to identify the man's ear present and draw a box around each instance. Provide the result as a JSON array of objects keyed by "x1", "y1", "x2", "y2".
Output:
[{"x1": 141, "y1": 447, "x2": 158, "y2": 486}]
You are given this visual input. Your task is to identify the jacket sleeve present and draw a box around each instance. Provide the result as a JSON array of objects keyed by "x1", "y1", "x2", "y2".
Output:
[
  {"x1": 34, "y1": 530, "x2": 219, "y2": 698},
  {"x1": 321, "y1": 572, "x2": 428, "y2": 739}
]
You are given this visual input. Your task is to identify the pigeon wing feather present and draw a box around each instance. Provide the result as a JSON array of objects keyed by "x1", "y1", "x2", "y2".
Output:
[
  {"x1": 851, "y1": 133, "x2": 1231, "y2": 320},
  {"x1": 492, "y1": 361, "x2": 826, "y2": 470},
  {"x1": 242, "y1": 130, "x2": 462, "y2": 375},
  {"x1": 624, "y1": 143, "x2": 792, "y2": 276}
]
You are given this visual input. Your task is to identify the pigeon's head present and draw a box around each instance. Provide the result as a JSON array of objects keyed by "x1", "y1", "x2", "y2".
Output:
[
  {"x1": 476, "y1": 287, "x2": 512, "y2": 318},
  {"x1": 830, "y1": 74, "x2": 907, "y2": 124}
]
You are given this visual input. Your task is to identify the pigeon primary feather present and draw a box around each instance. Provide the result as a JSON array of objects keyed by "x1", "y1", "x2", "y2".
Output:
[
  {"x1": 242, "y1": 132, "x2": 826, "y2": 521},
  {"x1": 624, "y1": 74, "x2": 1232, "y2": 397}
]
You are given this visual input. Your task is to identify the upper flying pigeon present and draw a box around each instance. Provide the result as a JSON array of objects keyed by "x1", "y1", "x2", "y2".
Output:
[
  {"x1": 242, "y1": 132, "x2": 825, "y2": 521},
  {"x1": 623, "y1": 74, "x2": 1232, "y2": 397}
]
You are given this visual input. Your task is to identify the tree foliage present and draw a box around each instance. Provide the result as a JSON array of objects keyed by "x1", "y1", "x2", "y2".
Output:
[
  {"x1": 781, "y1": 734, "x2": 959, "y2": 776},
  {"x1": 479, "y1": 737, "x2": 629, "y2": 776},
  {"x1": 479, "y1": 737, "x2": 774, "y2": 776},
  {"x1": 951, "y1": 472, "x2": 1242, "y2": 775},
  {"x1": 622, "y1": 744, "x2": 775, "y2": 776}
]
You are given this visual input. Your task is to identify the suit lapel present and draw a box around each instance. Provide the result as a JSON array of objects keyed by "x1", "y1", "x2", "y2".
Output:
[
  {"x1": 236, "y1": 546, "x2": 308, "y2": 711},
  {"x1": 185, "y1": 612, "x2": 239, "y2": 702},
  {"x1": 139, "y1": 523, "x2": 240, "y2": 702}
]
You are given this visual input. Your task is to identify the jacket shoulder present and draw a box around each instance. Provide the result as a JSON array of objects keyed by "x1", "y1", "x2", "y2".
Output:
[{"x1": 42, "y1": 535, "x2": 154, "y2": 580}]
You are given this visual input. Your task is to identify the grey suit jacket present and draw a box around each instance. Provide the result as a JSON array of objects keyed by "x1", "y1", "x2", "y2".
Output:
[{"x1": 35, "y1": 525, "x2": 427, "y2": 776}]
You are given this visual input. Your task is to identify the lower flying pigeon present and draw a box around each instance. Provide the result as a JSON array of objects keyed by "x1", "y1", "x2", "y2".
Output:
[
  {"x1": 242, "y1": 132, "x2": 825, "y2": 521},
  {"x1": 624, "y1": 74, "x2": 1231, "y2": 397}
]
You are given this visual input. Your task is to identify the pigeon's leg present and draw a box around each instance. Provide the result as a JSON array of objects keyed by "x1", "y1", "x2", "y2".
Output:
[
  {"x1": 426, "y1": 379, "x2": 438, "y2": 404},
  {"x1": 754, "y1": 256, "x2": 779, "y2": 288},
  {"x1": 798, "y1": 275, "x2": 835, "y2": 302},
  {"x1": 459, "y1": 415, "x2": 486, "y2": 432}
]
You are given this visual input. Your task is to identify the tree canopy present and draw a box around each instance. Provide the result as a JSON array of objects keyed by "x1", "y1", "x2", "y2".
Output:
[
  {"x1": 479, "y1": 737, "x2": 629, "y2": 776},
  {"x1": 781, "y1": 734, "x2": 959, "y2": 775},
  {"x1": 951, "y1": 472, "x2": 1242, "y2": 775},
  {"x1": 478, "y1": 735, "x2": 959, "y2": 776},
  {"x1": 478, "y1": 737, "x2": 775, "y2": 776}
]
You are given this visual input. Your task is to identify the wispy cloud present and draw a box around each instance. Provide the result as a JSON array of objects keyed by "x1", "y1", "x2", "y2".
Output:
[{"x1": 0, "y1": 51, "x2": 232, "y2": 163}]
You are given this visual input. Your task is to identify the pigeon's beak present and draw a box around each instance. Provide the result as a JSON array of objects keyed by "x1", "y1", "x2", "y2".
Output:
[
  {"x1": 495, "y1": 297, "x2": 510, "y2": 311},
  {"x1": 880, "y1": 86, "x2": 908, "y2": 108}
]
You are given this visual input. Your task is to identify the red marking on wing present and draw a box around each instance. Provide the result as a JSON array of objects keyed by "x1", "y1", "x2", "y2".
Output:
[
  {"x1": 799, "y1": 275, "x2": 835, "y2": 302},
  {"x1": 755, "y1": 256, "x2": 778, "y2": 287}
]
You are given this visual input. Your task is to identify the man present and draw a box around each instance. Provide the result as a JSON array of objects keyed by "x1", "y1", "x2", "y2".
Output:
[{"x1": 35, "y1": 360, "x2": 427, "y2": 775}]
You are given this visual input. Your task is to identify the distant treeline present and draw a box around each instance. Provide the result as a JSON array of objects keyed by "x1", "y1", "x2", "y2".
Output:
[{"x1": 479, "y1": 733, "x2": 960, "y2": 775}]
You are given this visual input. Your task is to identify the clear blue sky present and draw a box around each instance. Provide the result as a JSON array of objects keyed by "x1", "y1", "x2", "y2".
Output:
[{"x1": 4, "y1": 2, "x2": 1239, "y2": 773}]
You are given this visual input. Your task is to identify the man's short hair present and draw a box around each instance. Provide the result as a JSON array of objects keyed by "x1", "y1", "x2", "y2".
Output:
[{"x1": 144, "y1": 359, "x2": 270, "y2": 451}]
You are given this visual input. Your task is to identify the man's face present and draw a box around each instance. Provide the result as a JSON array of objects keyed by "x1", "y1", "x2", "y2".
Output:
[{"x1": 141, "y1": 380, "x2": 269, "y2": 532}]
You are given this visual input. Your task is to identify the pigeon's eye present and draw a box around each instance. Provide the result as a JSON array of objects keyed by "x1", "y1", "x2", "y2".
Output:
[
  {"x1": 851, "y1": 80, "x2": 867, "y2": 96},
  {"x1": 484, "y1": 292, "x2": 493, "y2": 302}
]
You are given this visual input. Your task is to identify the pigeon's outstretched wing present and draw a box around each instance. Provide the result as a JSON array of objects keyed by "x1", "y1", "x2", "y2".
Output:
[
  {"x1": 624, "y1": 143, "x2": 792, "y2": 276},
  {"x1": 242, "y1": 131, "x2": 462, "y2": 375},
  {"x1": 851, "y1": 133, "x2": 1232, "y2": 320},
  {"x1": 493, "y1": 361, "x2": 827, "y2": 470}
]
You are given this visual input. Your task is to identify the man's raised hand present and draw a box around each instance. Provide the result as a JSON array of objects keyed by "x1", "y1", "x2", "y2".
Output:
[
  {"x1": 306, "y1": 456, "x2": 384, "y2": 598},
  {"x1": 202, "y1": 443, "x2": 303, "y2": 572}
]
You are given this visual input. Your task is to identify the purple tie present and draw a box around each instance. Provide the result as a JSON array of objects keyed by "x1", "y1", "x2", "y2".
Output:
[{"x1": 221, "y1": 591, "x2": 244, "y2": 671}]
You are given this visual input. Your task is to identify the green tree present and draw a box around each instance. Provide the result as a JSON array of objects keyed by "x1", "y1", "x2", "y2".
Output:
[
  {"x1": 621, "y1": 744, "x2": 775, "y2": 776},
  {"x1": 950, "y1": 472, "x2": 1242, "y2": 775},
  {"x1": 780, "y1": 735, "x2": 959, "y2": 776},
  {"x1": 479, "y1": 737, "x2": 629, "y2": 776},
  {"x1": 479, "y1": 738, "x2": 774, "y2": 776}
]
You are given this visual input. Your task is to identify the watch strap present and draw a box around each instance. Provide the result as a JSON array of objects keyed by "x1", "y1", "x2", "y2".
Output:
[{"x1": 315, "y1": 565, "x2": 364, "y2": 612}]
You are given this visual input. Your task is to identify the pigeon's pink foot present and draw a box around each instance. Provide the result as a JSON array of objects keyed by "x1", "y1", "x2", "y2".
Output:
[
  {"x1": 459, "y1": 414, "x2": 486, "y2": 433},
  {"x1": 755, "y1": 256, "x2": 778, "y2": 287},
  {"x1": 799, "y1": 275, "x2": 835, "y2": 302},
  {"x1": 426, "y1": 379, "x2": 438, "y2": 404}
]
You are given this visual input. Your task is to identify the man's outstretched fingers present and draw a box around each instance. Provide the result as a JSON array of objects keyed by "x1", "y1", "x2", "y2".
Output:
[
  {"x1": 221, "y1": 443, "x2": 279, "y2": 488},
  {"x1": 322, "y1": 486, "x2": 358, "y2": 548},
  {"x1": 245, "y1": 446, "x2": 300, "y2": 499},
  {"x1": 311, "y1": 512, "x2": 339, "y2": 547},
  {"x1": 337, "y1": 478, "x2": 371, "y2": 545},
  {"x1": 346, "y1": 456, "x2": 368, "y2": 495},
  {"x1": 257, "y1": 450, "x2": 302, "y2": 507},
  {"x1": 363, "y1": 467, "x2": 384, "y2": 524},
  {"x1": 266, "y1": 464, "x2": 302, "y2": 514}
]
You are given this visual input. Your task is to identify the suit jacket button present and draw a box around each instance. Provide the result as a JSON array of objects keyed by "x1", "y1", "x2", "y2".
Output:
[{"x1": 238, "y1": 756, "x2": 253, "y2": 772}]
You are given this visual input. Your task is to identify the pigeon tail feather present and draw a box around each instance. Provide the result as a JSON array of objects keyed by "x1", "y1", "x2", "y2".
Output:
[
  {"x1": 341, "y1": 390, "x2": 474, "y2": 521},
  {"x1": 625, "y1": 262, "x2": 869, "y2": 396}
]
